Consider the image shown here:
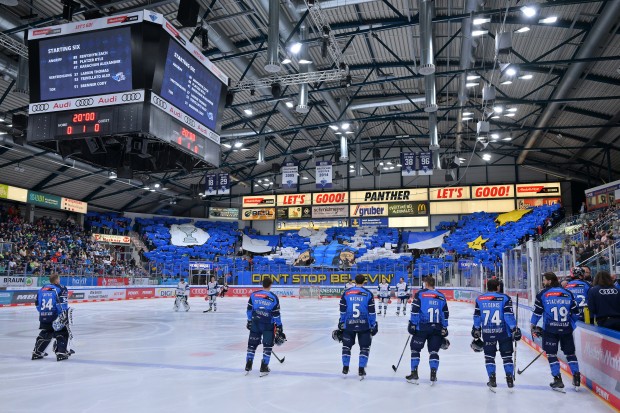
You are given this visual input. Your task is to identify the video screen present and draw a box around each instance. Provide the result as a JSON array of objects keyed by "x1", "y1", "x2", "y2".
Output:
[
  {"x1": 160, "y1": 39, "x2": 223, "y2": 132},
  {"x1": 39, "y1": 27, "x2": 133, "y2": 101}
]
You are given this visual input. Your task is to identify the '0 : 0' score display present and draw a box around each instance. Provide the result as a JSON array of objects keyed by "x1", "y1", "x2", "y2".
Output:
[{"x1": 55, "y1": 108, "x2": 113, "y2": 137}]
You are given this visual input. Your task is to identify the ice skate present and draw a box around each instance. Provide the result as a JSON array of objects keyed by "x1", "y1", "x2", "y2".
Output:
[
  {"x1": 550, "y1": 375, "x2": 566, "y2": 393},
  {"x1": 430, "y1": 368, "x2": 437, "y2": 385},
  {"x1": 572, "y1": 372, "x2": 581, "y2": 391},
  {"x1": 31, "y1": 351, "x2": 48, "y2": 360},
  {"x1": 405, "y1": 368, "x2": 419, "y2": 384},
  {"x1": 377, "y1": 310, "x2": 382, "y2": 315},
  {"x1": 203, "y1": 307, "x2": 212, "y2": 313},
  {"x1": 487, "y1": 373, "x2": 497, "y2": 393},
  {"x1": 56, "y1": 352, "x2": 70, "y2": 362},
  {"x1": 342, "y1": 365, "x2": 349, "y2": 376},
  {"x1": 506, "y1": 374, "x2": 514, "y2": 392},
  {"x1": 259, "y1": 361, "x2": 270, "y2": 377},
  {"x1": 358, "y1": 367, "x2": 366, "y2": 381},
  {"x1": 396, "y1": 311, "x2": 400, "y2": 316},
  {"x1": 244, "y1": 359, "x2": 253, "y2": 375}
]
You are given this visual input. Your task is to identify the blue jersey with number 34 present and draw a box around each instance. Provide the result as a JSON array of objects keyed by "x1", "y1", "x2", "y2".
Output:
[
  {"x1": 339, "y1": 287, "x2": 376, "y2": 332},
  {"x1": 37, "y1": 284, "x2": 68, "y2": 325},
  {"x1": 473, "y1": 292, "x2": 516, "y2": 340},
  {"x1": 410, "y1": 289, "x2": 449, "y2": 330}
]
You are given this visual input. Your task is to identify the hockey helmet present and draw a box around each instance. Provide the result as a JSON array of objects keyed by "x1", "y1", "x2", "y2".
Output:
[
  {"x1": 471, "y1": 338, "x2": 484, "y2": 352},
  {"x1": 275, "y1": 331, "x2": 287, "y2": 346},
  {"x1": 441, "y1": 338, "x2": 450, "y2": 350},
  {"x1": 571, "y1": 267, "x2": 584, "y2": 279},
  {"x1": 332, "y1": 329, "x2": 343, "y2": 343}
]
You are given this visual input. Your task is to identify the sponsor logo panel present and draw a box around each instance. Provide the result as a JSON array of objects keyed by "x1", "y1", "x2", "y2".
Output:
[
  {"x1": 126, "y1": 288, "x2": 156, "y2": 299},
  {"x1": 350, "y1": 189, "x2": 427, "y2": 203},
  {"x1": 472, "y1": 184, "x2": 514, "y2": 199},
  {"x1": 97, "y1": 277, "x2": 129, "y2": 286},
  {"x1": 29, "y1": 90, "x2": 145, "y2": 115},
  {"x1": 155, "y1": 287, "x2": 176, "y2": 297},
  {"x1": 312, "y1": 205, "x2": 348, "y2": 219},
  {"x1": 0, "y1": 276, "x2": 37, "y2": 288},
  {"x1": 11, "y1": 291, "x2": 38, "y2": 304},
  {"x1": 387, "y1": 202, "x2": 429, "y2": 216},
  {"x1": 350, "y1": 204, "x2": 389, "y2": 217},
  {"x1": 242, "y1": 208, "x2": 276, "y2": 221},
  {"x1": 277, "y1": 194, "x2": 312, "y2": 206},
  {"x1": 429, "y1": 186, "x2": 471, "y2": 201},
  {"x1": 516, "y1": 182, "x2": 561, "y2": 197},
  {"x1": 313, "y1": 192, "x2": 348, "y2": 205},
  {"x1": 242, "y1": 195, "x2": 276, "y2": 207},
  {"x1": 0, "y1": 291, "x2": 13, "y2": 305}
]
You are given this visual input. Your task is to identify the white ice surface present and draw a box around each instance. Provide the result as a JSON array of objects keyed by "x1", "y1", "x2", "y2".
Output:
[{"x1": 0, "y1": 298, "x2": 612, "y2": 413}]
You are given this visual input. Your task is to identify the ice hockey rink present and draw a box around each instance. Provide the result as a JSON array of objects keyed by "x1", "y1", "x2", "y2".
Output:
[{"x1": 0, "y1": 297, "x2": 612, "y2": 413}]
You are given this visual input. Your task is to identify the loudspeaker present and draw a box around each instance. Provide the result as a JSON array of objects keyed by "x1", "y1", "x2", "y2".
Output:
[
  {"x1": 225, "y1": 92, "x2": 234, "y2": 106},
  {"x1": 177, "y1": 0, "x2": 199, "y2": 27},
  {"x1": 445, "y1": 169, "x2": 456, "y2": 182},
  {"x1": 12, "y1": 114, "x2": 27, "y2": 130},
  {"x1": 84, "y1": 137, "x2": 106, "y2": 154},
  {"x1": 117, "y1": 165, "x2": 133, "y2": 180},
  {"x1": 373, "y1": 148, "x2": 381, "y2": 159}
]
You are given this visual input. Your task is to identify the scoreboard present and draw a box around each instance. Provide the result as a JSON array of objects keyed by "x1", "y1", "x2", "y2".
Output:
[{"x1": 26, "y1": 11, "x2": 228, "y2": 169}]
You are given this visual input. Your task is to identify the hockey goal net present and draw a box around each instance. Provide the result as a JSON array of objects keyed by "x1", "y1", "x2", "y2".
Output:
[{"x1": 298, "y1": 285, "x2": 322, "y2": 299}]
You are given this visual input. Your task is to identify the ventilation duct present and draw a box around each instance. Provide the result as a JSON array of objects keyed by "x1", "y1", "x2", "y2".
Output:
[
  {"x1": 354, "y1": 143, "x2": 362, "y2": 178},
  {"x1": 339, "y1": 135, "x2": 348, "y2": 162},
  {"x1": 432, "y1": 150, "x2": 441, "y2": 171},
  {"x1": 423, "y1": 76, "x2": 437, "y2": 112},
  {"x1": 13, "y1": 56, "x2": 28, "y2": 98},
  {"x1": 257, "y1": 136, "x2": 266, "y2": 165},
  {"x1": 296, "y1": 24, "x2": 310, "y2": 113},
  {"x1": 429, "y1": 112, "x2": 439, "y2": 150},
  {"x1": 264, "y1": 0, "x2": 281, "y2": 73},
  {"x1": 349, "y1": 96, "x2": 425, "y2": 111},
  {"x1": 418, "y1": 0, "x2": 435, "y2": 75}
]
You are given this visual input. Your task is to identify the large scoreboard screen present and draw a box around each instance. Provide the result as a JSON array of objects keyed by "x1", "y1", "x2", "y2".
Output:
[
  {"x1": 38, "y1": 27, "x2": 133, "y2": 101},
  {"x1": 160, "y1": 39, "x2": 223, "y2": 132}
]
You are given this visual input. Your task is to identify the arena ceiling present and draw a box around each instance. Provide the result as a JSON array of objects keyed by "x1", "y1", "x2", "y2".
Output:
[{"x1": 0, "y1": 0, "x2": 618, "y2": 213}]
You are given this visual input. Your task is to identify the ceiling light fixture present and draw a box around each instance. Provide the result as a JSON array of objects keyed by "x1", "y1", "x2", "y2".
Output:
[
  {"x1": 290, "y1": 42, "x2": 302, "y2": 54},
  {"x1": 234, "y1": 140, "x2": 243, "y2": 148},
  {"x1": 109, "y1": 171, "x2": 117, "y2": 179},
  {"x1": 329, "y1": 125, "x2": 339, "y2": 131},
  {"x1": 298, "y1": 59, "x2": 312, "y2": 64},
  {"x1": 281, "y1": 58, "x2": 292, "y2": 64},
  {"x1": 504, "y1": 113, "x2": 516, "y2": 117},
  {"x1": 507, "y1": 108, "x2": 518, "y2": 112},
  {"x1": 482, "y1": 153, "x2": 492, "y2": 161},
  {"x1": 285, "y1": 101, "x2": 294, "y2": 108},
  {"x1": 493, "y1": 106, "x2": 504, "y2": 113},
  {"x1": 501, "y1": 80, "x2": 513, "y2": 85},
  {"x1": 341, "y1": 122, "x2": 350, "y2": 130},
  {"x1": 521, "y1": 5, "x2": 537, "y2": 17},
  {"x1": 519, "y1": 74, "x2": 533, "y2": 80},
  {"x1": 539, "y1": 16, "x2": 557, "y2": 24},
  {"x1": 472, "y1": 30, "x2": 488, "y2": 37},
  {"x1": 243, "y1": 108, "x2": 253, "y2": 116},
  {"x1": 466, "y1": 75, "x2": 480, "y2": 80},
  {"x1": 473, "y1": 17, "x2": 491, "y2": 25},
  {"x1": 466, "y1": 82, "x2": 479, "y2": 88},
  {"x1": 515, "y1": 27, "x2": 530, "y2": 33},
  {"x1": 491, "y1": 133, "x2": 499, "y2": 140},
  {"x1": 505, "y1": 67, "x2": 517, "y2": 76},
  {"x1": 222, "y1": 143, "x2": 232, "y2": 149},
  {"x1": 462, "y1": 111, "x2": 473, "y2": 116}
]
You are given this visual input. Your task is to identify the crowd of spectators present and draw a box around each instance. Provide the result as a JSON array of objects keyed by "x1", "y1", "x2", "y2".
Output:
[
  {"x1": 574, "y1": 204, "x2": 619, "y2": 264},
  {"x1": 0, "y1": 206, "x2": 141, "y2": 277}
]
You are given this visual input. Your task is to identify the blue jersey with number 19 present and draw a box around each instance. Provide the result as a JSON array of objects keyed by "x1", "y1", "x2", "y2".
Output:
[
  {"x1": 530, "y1": 287, "x2": 578, "y2": 334},
  {"x1": 473, "y1": 292, "x2": 516, "y2": 340},
  {"x1": 339, "y1": 287, "x2": 376, "y2": 332},
  {"x1": 410, "y1": 288, "x2": 449, "y2": 330}
]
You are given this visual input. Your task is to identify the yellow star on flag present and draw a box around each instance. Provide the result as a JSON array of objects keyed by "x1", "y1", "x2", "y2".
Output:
[
  {"x1": 467, "y1": 235, "x2": 488, "y2": 250},
  {"x1": 495, "y1": 209, "x2": 532, "y2": 226}
]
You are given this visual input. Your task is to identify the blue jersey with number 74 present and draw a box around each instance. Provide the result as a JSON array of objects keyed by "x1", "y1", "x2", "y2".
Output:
[{"x1": 473, "y1": 292, "x2": 516, "y2": 340}]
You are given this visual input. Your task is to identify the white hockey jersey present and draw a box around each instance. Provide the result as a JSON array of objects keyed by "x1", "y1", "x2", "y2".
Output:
[
  {"x1": 207, "y1": 281, "x2": 220, "y2": 296},
  {"x1": 395, "y1": 282, "x2": 408, "y2": 297},
  {"x1": 378, "y1": 282, "x2": 390, "y2": 298},
  {"x1": 176, "y1": 281, "x2": 189, "y2": 297}
]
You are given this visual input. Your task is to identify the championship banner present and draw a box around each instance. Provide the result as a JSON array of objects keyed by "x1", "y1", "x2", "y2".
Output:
[
  {"x1": 418, "y1": 152, "x2": 433, "y2": 176},
  {"x1": 401, "y1": 152, "x2": 417, "y2": 176},
  {"x1": 205, "y1": 174, "x2": 217, "y2": 196},
  {"x1": 218, "y1": 173, "x2": 230, "y2": 195},
  {"x1": 281, "y1": 162, "x2": 298, "y2": 190},
  {"x1": 315, "y1": 161, "x2": 333, "y2": 189}
]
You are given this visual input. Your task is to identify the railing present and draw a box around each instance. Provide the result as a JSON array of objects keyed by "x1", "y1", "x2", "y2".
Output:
[
  {"x1": 0, "y1": 261, "x2": 147, "y2": 277},
  {"x1": 578, "y1": 239, "x2": 619, "y2": 275}
]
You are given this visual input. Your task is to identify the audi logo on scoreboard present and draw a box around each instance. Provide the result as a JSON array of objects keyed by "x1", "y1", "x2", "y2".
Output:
[
  {"x1": 29, "y1": 103, "x2": 50, "y2": 113},
  {"x1": 121, "y1": 92, "x2": 142, "y2": 102},
  {"x1": 75, "y1": 98, "x2": 95, "y2": 107},
  {"x1": 152, "y1": 95, "x2": 168, "y2": 109}
]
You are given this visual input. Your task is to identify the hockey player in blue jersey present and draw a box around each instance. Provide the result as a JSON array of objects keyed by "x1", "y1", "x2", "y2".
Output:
[
  {"x1": 472, "y1": 278, "x2": 521, "y2": 391},
  {"x1": 337, "y1": 274, "x2": 378, "y2": 379},
  {"x1": 531, "y1": 272, "x2": 581, "y2": 392},
  {"x1": 406, "y1": 276, "x2": 449, "y2": 384},
  {"x1": 245, "y1": 277, "x2": 285, "y2": 377},
  {"x1": 564, "y1": 267, "x2": 591, "y2": 321},
  {"x1": 32, "y1": 274, "x2": 72, "y2": 361}
]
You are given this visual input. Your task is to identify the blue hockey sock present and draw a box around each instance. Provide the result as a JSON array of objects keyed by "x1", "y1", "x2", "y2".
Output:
[
  {"x1": 342, "y1": 355, "x2": 351, "y2": 367},
  {"x1": 485, "y1": 363, "x2": 496, "y2": 376},
  {"x1": 410, "y1": 350, "x2": 420, "y2": 370},
  {"x1": 566, "y1": 355, "x2": 579, "y2": 374},
  {"x1": 429, "y1": 351, "x2": 439, "y2": 371},
  {"x1": 501, "y1": 355, "x2": 514, "y2": 376},
  {"x1": 548, "y1": 354, "x2": 560, "y2": 376}
]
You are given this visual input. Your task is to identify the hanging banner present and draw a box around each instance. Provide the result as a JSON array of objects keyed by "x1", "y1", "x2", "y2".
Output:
[
  {"x1": 281, "y1": 162, "x2": 298, "y2": 190},
  {"x1": 92, "y1": 234, "x2": 131, "y2": 244},
  {"x1": 315, "y1": 161, "x2": 333, "y2": 189},
  {"x1": 417, "y1": 152, "x2": 433, "y2": 175},
  {"x1": 218, "y1": 173, "x2": 230, "y2": 195},
  {"x1": 205, "y1": 174, "x2": 217, "y2": 196},
  {"x1": 401, "y1": 152, "x2": 417, "y2": 176}
]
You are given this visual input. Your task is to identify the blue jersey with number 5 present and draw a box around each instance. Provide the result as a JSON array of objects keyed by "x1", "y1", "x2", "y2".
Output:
[
  {"x1": 37, "y1": 284, "x2": 68, "y2": 324},
  {"x1": 473, "y1": 292, "x2": 516, "y2": 340},
  {"x1": 530, "y1": 287, "x2": 578, "y2": 334},
  {"x1": 410, "y1": 289, "x2": 449, "y2": 330},
  {"x1": 339, "y1": 287, "x2": 376, "y2": 332}
]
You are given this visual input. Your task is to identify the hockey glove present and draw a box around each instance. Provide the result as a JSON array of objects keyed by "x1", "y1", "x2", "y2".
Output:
[
  {"x1": 441, "y1": 327, "x2": 449, "y2": 337},
  {"x1": 246, "y1": 320, "x2": 252, "y2": 331},
  {"x1": 512, "y1": 327, "x2": 522, "y2": 342},
  {"x1": 407, "y1": 321, "x2": 417, "y2": 335},
  {"x1": 471, "y1": 326, "x2": 481, "y2": 339},
  {"x1": 370, "y1": 323, "x2": 378, "y2": 336},
  {"x1": 338, "y1": 321, "x2": 345, "y2": 331},
  {"x1": 275, "y1": 324, "x2": 283, "y2": 336}
]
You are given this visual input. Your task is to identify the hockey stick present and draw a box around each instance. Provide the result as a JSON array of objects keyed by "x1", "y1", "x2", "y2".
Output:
[
  {"x1": 272, "y1": 351, "x2": 285, "y2": 363},
  {"x1": 514, "y1": 295, "x2": 519, "y2": 381},
  {"x1": 517, "y1": 350, "x2": 544, "y2": 375},
  {"x1": 392, "y1": 336, "x2": 411, "y2": 372}
]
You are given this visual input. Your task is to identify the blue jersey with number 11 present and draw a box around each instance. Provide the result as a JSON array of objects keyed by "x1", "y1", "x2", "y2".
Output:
[{"x1": 410, "y1": 289, "x2": 449, "y2": 330}]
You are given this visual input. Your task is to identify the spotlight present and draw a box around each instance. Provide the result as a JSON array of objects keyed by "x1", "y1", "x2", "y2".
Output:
[
  {"x1": 482, "y1": 153, "x2": 492, "y2": 161},
  {"x1": 109, "y1": 171, "x2": 117, "y2": 179},
  {"x1": 505, "y1": 67, "x2": 517, "y2": 76},
  {"x1": 281, "y1": 58, "x2": 291, "y2": 64},
  {"x1": 515, "y1": 27, "x2": 530, "y2": 33},
  {"x1": 521, "y1": 5, "x2": 537, "y2": 17},
  {"x1": 234, "y1": 140, "x2": 243, "y2": 148},
  {"x1": 290, "y1": 42, "x2": 302, "y2": 54},
  {"x1": 154, "y1": 183, "x2": 161, "y2": 188},
  {"x1": 271, "y1": 82, "x2": 282, "y2": 98}
]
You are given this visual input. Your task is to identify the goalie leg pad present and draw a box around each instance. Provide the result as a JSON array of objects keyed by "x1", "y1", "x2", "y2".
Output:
[
  {"x1": 53, "y1": 328, "x2": 69, "y2": 355},
  {"x1": 34, "y1": 329, "x2": 54, "y2": 355}
]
